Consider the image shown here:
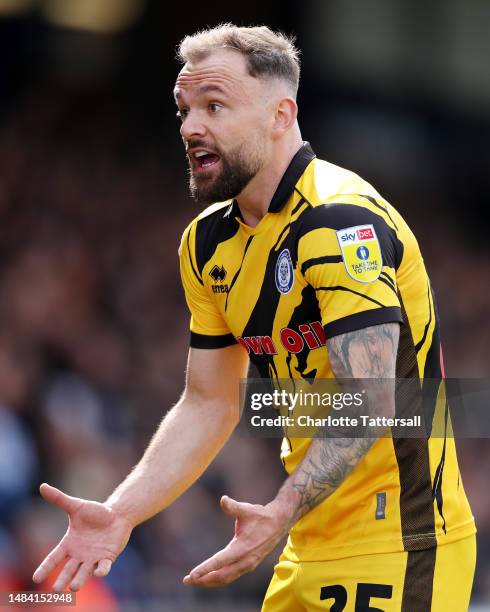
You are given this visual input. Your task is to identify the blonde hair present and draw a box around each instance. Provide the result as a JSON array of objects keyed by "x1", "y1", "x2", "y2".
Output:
[{"x1": 178, "y1": 23, "x2": 300, "y2": 95}]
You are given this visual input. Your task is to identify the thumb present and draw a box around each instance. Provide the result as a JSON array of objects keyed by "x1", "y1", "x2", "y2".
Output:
[
  {"x1": 94, "y1": 559, "x2": 113, "y2": 578},
  {"x1": 220, "y1": 495, "x2": 246, "y2": 517},
  {"x1": 39, "y1": 483, "x2": 81, "y2": 515}
]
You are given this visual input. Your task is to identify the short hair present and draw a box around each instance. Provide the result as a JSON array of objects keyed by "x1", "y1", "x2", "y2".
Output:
[{"x1": 177, "y1": 23, "x2": 300, "y2": 96}]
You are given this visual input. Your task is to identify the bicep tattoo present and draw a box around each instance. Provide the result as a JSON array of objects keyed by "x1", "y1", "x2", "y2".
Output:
[{"x1": 327, "y1": 323, "x2": 399, "y2": 379}]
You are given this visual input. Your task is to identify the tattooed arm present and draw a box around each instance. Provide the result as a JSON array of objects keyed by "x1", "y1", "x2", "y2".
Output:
[
  {"x1": 274, "y1": 321, "x2": 400, "y2": 524},
  {"x1": 183, "y1": 322, "x2": 399, "y2": 587}
]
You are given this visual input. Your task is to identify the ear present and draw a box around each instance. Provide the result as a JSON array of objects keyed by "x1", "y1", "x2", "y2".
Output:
[{"x1": 272, "y1": 97, "x2": 298, "y2": 137}]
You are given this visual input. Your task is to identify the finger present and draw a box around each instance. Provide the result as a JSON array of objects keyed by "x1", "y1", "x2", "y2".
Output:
[
  {"x1": 220, "y1": 495, "x2": 246, "y2": 517},
  {"x1": 53, "y1": 558, "x2": 81, "y2": 592},
  {"x1": 69, "y1": 561, "x2": 93, "y2": 592},
  {"x1": 185, "y1": 557, "x2": 253, "y2": 588},
  {"x1": 39, "y1": 483, "x2": 82, "y2": 515},
  {"x1": 94, "y1": 559, "x2": 112, "y2": 578},
  {"x1": 33, "y1": 542, "x2": 66, "y2": 584},
  {"x1": 183, "y1": 544, "x2": 243, "y2": 583}
]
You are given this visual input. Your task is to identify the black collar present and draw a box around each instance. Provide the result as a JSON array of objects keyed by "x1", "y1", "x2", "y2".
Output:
[
  {"x1": 223, "y1": 142, "x2": 316, "y2": 219},
  {"x1": 268, "y1": 141, "x2": 315, "y2": 213}
]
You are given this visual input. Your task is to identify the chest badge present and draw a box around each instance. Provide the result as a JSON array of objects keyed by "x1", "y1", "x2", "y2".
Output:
[{"x1": 275, "y1": 249, "x2": 294, "y2": 294}]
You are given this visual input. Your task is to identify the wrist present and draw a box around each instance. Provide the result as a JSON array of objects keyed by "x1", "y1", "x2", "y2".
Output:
[
  {"x1": 105, "y1": 495, "x2": 139, "y2": 530},
  {"x1": 266, "y1": 495, "x2": 297, "y2": 533}
]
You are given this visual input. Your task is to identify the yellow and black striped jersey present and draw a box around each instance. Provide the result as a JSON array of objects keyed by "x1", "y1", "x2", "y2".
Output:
[{"x1": 179, "y1": 142, "x2": 475, "y2": 561}]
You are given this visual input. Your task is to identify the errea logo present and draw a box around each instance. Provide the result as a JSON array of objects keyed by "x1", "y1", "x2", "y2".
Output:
[
  {"x1": 209, "y1": 265, "x2": 229, "y2": 294},
  {"x1": 209, "y1": 265, "x2": 227, "y2": 282}
]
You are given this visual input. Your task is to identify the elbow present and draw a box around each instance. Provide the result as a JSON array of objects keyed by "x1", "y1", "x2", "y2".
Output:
[{"x1": 184, "y1": 391, "x2": 240, "y2": 434}]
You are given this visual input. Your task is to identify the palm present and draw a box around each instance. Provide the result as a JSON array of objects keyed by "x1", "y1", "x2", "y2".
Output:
[
  {"x1": 33, "y1": 483, "x2": 133, "y2": 592},
  {"x1": 183, "y1": 496, "x2": 288, "y2": 587},
  {"x1": 64, "y1": 499, "x2": 129, "y2": 559}
]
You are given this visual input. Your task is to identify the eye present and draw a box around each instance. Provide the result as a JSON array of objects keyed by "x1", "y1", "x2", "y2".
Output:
[
  {"x1": 176, "y1": 108, "x2": 189, "y2": 122},
  {"x1": 209, "y1": 103, "x2": 223, "y2": 114}
]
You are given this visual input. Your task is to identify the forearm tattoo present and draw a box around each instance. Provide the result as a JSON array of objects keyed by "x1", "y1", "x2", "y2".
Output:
[{"x1": 283, "y1": 323, "x2": 400, "y2": 522}]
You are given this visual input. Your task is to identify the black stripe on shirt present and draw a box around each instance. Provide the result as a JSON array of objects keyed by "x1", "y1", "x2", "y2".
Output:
[
  {"x1": 315, "y1": 285, "x2": 387, "y2": 308},
  {"x1": 360, "y1": 194, "x2": 399, "y2": 232},
  {"x1": 414, "y1": 282, "x2": 432, "y2": 354},
  {"x1": 301, "y1": 255, "x2": 343, "y2": 275},
  {"x1": 401, "y1": 547, "x2": 436, "y2": 611},
  {"x1": 190, "y1": 332, "x2": 237, "y2": 349},
  {"x1": 296, "y1": 203, "x2": 404, "y2": 270},
  {"x1": 194, "y1": 207, "x2": 240, "y2": 276},
  {"x1": 323, "y1": 306, "x2": 403, "y2": 339}
]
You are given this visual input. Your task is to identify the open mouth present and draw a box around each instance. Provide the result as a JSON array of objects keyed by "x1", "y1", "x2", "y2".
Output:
[{"x1": 191, "y1": 150, "x2": 221, "y2": 172}]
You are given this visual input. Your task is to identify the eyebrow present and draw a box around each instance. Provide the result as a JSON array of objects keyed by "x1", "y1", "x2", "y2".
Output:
[
  {"x1": 195, "y1": 84, "x2": 227, "y2": 96},
  {"x1": 173, "y1": 83, "x2": 227, "y2": 101}
]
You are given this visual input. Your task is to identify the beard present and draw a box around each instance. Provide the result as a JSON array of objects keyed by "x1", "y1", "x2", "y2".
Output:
[{"x1": 187, "y1": 141, "x2": 263, "y2": 206}]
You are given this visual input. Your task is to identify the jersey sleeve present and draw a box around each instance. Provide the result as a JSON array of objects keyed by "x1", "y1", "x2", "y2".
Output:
[
  {"x1": 179, "y1": 222, "x2": 237, "y2": 349},
  {"x1": 297, "y1": 202, "x2": 404, "y2": 339}
]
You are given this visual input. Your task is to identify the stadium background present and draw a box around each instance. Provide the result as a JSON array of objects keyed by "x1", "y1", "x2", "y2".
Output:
[{"x1": 0, "y1": 0, "x2": 489, "y2": 610}]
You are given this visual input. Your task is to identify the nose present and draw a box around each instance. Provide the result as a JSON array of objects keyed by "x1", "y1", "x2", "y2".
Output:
[{"x1": 180, "y1": 111, "x2": 207, "y2": 141}]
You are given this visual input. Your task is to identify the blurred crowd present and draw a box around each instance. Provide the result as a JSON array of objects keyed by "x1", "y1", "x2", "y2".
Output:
[
  {"x1": 0, "y1": 77, "x2": 489, "y2": 610},
  {"x1": 0, "y1": 83, "x2": 287, "y2": 610}
]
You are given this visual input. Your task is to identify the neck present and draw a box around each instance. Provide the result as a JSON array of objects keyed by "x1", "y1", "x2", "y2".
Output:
[{"x1": 236, "y1": 128, "x2": 303, "y2": 227}]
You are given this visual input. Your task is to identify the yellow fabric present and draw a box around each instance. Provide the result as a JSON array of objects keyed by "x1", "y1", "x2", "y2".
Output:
[
  {"x1": 262, "y1": 535, "x2": 476, "y2": 611},
  {"x1": 179, "y1": 147, "x2": 475, "y2": 562}
]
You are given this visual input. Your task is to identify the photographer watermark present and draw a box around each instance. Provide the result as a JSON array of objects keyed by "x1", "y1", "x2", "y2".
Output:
[{"x1": 239, "y1": 378, "x2": 490, "y2": 438}]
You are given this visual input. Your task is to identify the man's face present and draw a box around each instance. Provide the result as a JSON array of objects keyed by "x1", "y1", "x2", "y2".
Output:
[{"x1": 174, "y1": 49, "x2": 272, "y2": 205}]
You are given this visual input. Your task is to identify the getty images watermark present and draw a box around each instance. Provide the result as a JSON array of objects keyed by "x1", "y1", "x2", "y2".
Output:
[
  {"x1": 239, "y1": 379, "x2": 490, "y2": 439},
  {"x1": 246, "y1": 384, "x2": 421, "y2": 434}
]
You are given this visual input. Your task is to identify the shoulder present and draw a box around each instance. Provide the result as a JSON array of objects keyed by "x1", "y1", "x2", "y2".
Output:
[
  {"x1": 298, "y1": 158, "x2": 402, "y2": 234},
  {"x1": 179, "y1": 200, "x2": 240, "y2": 276},
  {"x1": 308, "y1": 158, "x2": 383, "y2": 204},
  {"x1": 296, "y1": 160, "x2": 406, "y2": 266},
  {"x1": 179, "y1": 200, "x2": 233, "y2": 255}
]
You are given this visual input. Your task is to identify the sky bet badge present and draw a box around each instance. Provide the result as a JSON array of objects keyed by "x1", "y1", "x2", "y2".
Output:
[{"x1": 336, "y1": 224, "x2": 382, "y2": 283}]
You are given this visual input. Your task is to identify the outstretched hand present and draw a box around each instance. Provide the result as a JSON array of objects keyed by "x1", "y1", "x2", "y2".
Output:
[
  {"x1": 183, "y1": 495, "x2": 290, "y2": 587},
  {"x1": 32, "y1": 483, "x2": 133, "y2": 592}
]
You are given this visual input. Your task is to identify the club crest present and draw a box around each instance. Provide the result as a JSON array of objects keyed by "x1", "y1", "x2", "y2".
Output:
[{"x1": 275, "y1": 249, "x2": 294, "y2": 294}]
